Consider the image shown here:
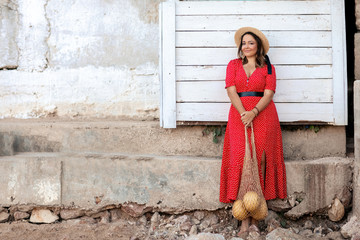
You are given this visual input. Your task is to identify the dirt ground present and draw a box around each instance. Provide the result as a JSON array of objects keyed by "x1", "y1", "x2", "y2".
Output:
[{"x1": 0, "y1": 220, "x2": 139, "y2": 240}]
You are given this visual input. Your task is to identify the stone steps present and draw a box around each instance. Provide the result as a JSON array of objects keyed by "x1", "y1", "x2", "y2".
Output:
[
  {"x1": 0, "y1": 151, "x2": 353, "y2": 218},
  {"x1": 0, "y1": 119, "x2": 346, "y2": 160}
]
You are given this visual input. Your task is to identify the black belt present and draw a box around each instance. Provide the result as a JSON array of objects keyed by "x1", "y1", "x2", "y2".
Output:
[{"x1": 238, "y1": 92, "x2": 264, "y2": 97}]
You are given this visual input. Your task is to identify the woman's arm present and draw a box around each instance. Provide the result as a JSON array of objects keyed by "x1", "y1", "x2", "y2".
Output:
[
  {"x1": 226, "y1": 86, "x2": 246, "y2": 115},
  {"x1": 240, "y1": 89, "x2": 274, "y2": 126}
]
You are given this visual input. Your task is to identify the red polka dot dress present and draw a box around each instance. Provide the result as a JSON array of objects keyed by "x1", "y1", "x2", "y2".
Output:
[{"x1": 219, "y1": 58, "x2": 287, "y2": 203}]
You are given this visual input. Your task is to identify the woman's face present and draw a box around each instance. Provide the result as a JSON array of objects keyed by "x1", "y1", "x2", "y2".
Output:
[{"x1": 241, "y1": 34, "x2": 258, "y2": 58}]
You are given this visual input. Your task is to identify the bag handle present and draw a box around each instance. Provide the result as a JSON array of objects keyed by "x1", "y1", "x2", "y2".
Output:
[{"x1": 244, "y1": 123, "x2": 257, "y2": 161}]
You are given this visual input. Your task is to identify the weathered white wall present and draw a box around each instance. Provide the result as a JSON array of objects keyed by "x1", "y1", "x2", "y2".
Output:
[{"x1": 0, "y1": 0, "x2": 162, "y2": 119}]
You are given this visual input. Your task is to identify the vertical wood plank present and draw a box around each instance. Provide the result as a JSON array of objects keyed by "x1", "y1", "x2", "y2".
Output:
[
  {"x1": 161, "y1": 0, "x2": 176, "y2": 128},
  {"x1": 331, "y1": 0, "x2": 348, "y2": 125},
  {"x1": 159, "y1": 2, "x2": 163, "y2": 127}
]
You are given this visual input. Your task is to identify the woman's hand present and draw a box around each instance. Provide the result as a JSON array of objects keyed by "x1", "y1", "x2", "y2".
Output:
[{"x1": 241, "y1": 111, "x2": 256, "y2": 127}]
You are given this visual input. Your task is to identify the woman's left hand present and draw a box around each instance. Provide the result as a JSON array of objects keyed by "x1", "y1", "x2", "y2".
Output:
[{"x1": 241, "y1": 111, "x2": 255, "y2": 127}]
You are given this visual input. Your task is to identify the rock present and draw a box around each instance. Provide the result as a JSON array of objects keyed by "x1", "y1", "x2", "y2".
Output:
[
  {"x1": 337, "y1": 187, "x2": 352, "y2": 208},
  {"x1": 78, "y1": 216, "x2": 97, "y2": 224},
  {"x1": 151, "y1": 212, "x2": 160, "y2": 224},
  {"x1": 185, "y1": 233, "x2": 225, "y2": 240},
  {"x1": 109, "y1": 208, "x2": 122, "y2": 221},
  {"x1": 60, "y1": 209, "x2": 85, "y2": 220},
  {"x1": 180, "y1": 221, "x2": 192, "y2": 231},
  {"x1": 291, "y1": 227, "x2": 300, "y2": 234},
  {"x1": 341, "y1": 216, "x2": 360, "y2": 238},
  {"x1": 299, "y1": 229, "x2": 313, "y2": 238},
  {"x1": 326, "y1": 231, "x2": 344, "y2": 240},
  {"x1": 91, "y1": 210, "x2": 110, "y2": 223},
  {"x1": 267, "y1": 198, "x2": 292, "y2": 212},
  {"x1": 121, "y1": 202, "x2": 152, "y2": 218},
  {"x1": 266, "y1": 218, "x2": 281, "y2": 233},
  {"x1": 0, "y1": 211, "x2": 9, "y2": 223},
  {"x1": 137, "y1": 215, "x2": 147, "y2": 226},
  {"x1": 14, "y1": 211, "x2": 30, "y2": 221},
  {"x1": 189, "y1": 225, "x2": 198, "y2": 235},
  {"x1": 352, "y1": 234, "x2": 360, "y2": 240},
  {"x1": 194, "y1": 211, "x2": 205, "y2": 221},
  {"x1": 264, "y1": 210, "x2": 280, "y2": 226},
  {"x1": 288, "y1": 195, "x2": 296, "y2": 208},
  {"x1": 313, "y1": 226, "x2": 324, "y2": 237},
  {"x1": 30, "y1": 209, "x2": 59, "y2": 224},
  {"x1": 266, "y1": 228, "x2": 308, "y2": 240},
  {"x1": 203, "y1": 213, "x2": 219, "y2": 225},
  {"x1": 174, "y1": 215, "x2": 190, "y2": 225},
  {"x1": 303, "y1": 220, "x2": 313, "y2": 230},
  {"x1": 328, "y1": 198, "x2": 345, "y2": 222},
  {"x1": 248, "y1": 230, "x2": 261, "y2": 240},
  {"x1": 229, "y1": 238, "x2": 245, "y2": 240}
]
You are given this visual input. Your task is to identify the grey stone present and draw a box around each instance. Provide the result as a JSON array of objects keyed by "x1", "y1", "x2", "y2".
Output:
[
  {"x1": 304, "y1": 220, "x2": 313, "y2": 230},
  {"x1": 341, "y1": 216, "x2": 360, "y2": 239},
  {"x1": 60, "y1": 209, "x2": 85, "y2": 220},
  {"x1": 180, "y1": 221, "x2": 192, "y2": 232},
  {"x1": 91, "y1": 210, "x2": 110, "y2": 223},
  {"x1": 299, "y1": 229, "x2": 313, "y2": 238},
  {"x1": 137, "y1": 215, "x2": 147, "y2": 226},
  {"x1": 194, "y1": 211, "x2": 205, "y2": 221},
  {"x1": 0, "y1": 211, "x2": 9, "y2": 223},
  {"x1": 267, "y1": 198, "x2": 292, "y2": 212},
  {"x1": 185, "y1": 233, "x2": 225, "y2": 240},
  {"x1": 189, "y1": 225, "x2": 198, "y2": 235},
  {"x1": 151, "y1": 212, "x2": 160, "y2": 224},
  {"x1": 174, "y1": 215, "x2": 190, "y2": 225},
  {"x1": 203, "y1": 213, "x2": 219, "y2": 225},
  {"x1": 326, "y1": 231, "x2": 344, "y2": 240},
  {"x1": 266, "y1": 219, "x2": 281, "y2": 233},
  {"x1": 266, "y1": 228, "x2": 308, "y2": 240},
  {"x1": 13, "y1": 211, "x2": 30, "y2": 221},
  {"x1": 121, "y1": 203, "x2": 152, "y2": 218},
  {"x1": 264, "y1": 210, "x2": 280, "y2": 226},
  {"x1": 313, "y1": 226, "x2": 324, "y2": 237},
  {"x1": 30, "y1": 209, "x2": 59, "y2": 224}
]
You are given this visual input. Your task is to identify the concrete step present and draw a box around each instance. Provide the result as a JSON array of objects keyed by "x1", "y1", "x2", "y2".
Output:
[
  {"x1": 0, "y1": 119, "x2": 346, "y2": 160},
  {"x1": 0, "y1": 152, "x2": 353, "y2": 218}
]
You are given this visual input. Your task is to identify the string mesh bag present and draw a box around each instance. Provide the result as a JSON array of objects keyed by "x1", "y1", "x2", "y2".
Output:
[{"x1": 232, "y1": 123, "x2": 268, "y2": 221}]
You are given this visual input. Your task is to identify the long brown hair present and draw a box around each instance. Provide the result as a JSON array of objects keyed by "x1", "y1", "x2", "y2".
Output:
[{"x1": 237, "y1": 32, "x2": 265, "y2": 68}]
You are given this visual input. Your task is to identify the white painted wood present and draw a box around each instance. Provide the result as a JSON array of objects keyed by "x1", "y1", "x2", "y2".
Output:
[
  {"x1": 176, "y1": 1, "x2": 330, "y2": 15},
  {"x1": 176, "y1": 65, "x2": 333, "y2": 81},
  {"x1": 176, "y1": 48, "x2": 332, "y2": 65},
  {"x1": 161, "y1": 0, "x2": 177, "y2": 128},
  {"x1": 176, "y1": 79, "x2": 333, "y2": 103},
  {"x1": 176, "y1": 31, "x2": 332, "y2": 48},
  {"x1": 176, "y1": 15, "x2": 331, "y2": 31},
  {"x1": 177, "y1": 103, "x2": 334, "y2": 123},
  {"x1": 159, "y1": 2, "x2": 163, "y2": 127},
  {"x1": 331, "y1": 0, "x2": 347, "y2": 125}
]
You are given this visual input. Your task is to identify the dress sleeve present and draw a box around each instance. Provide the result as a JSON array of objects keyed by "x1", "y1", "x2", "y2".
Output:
[
  {"x1": 265, "y1": 64, "x2": 276, "y2": 92},
  {"x1": 225, "y1": 60, "x2": 236, "y2": 89}
]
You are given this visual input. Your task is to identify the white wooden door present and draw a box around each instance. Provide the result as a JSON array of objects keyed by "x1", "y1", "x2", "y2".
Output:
[{"x1": 159, "y1": 0, "x2": 347, "y2": 128}]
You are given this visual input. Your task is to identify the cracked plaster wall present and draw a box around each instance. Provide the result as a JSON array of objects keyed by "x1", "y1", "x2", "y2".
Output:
[{"x1": 0, "y1": 0, "x2": 161, "y2": 119}]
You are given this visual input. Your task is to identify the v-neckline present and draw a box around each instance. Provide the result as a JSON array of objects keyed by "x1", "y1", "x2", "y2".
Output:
[{"x1": 241, "y1": 63, "x2": 257, "y2": 79}]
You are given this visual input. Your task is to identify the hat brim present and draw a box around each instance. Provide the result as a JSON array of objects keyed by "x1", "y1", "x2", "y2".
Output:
[{"x1": 234, "y1": 27, "x2": 269, "y2": 54}]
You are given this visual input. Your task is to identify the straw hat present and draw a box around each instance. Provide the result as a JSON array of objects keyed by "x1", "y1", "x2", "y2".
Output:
[{"x1": 234, "y1": 27, "x2": 269, "y2": 54}]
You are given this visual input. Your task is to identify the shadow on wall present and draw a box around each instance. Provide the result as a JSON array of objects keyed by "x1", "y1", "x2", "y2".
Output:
[{"x1": 0, "y1": 133, "x2": 61, "y2": 156}]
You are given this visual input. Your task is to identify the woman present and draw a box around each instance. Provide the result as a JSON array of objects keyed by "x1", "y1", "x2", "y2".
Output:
[{"x1": 219, "y1": 27, "x2": 287, "y2": 236}]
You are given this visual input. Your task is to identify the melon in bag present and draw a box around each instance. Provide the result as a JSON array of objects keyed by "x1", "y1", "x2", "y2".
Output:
[
  {"x1": 232, "y1": 199, "x2": 248, "y2": 221},
  {"x1": 251, "y1": 198, "x2": 268, "y2": 220},
  {"x1": 243, "y1": 191, "x2": 260, "y2": 212}
]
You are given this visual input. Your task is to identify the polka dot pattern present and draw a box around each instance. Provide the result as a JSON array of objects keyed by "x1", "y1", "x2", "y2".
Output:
[{"x1": 219, "y1": 58, "x2": 287, "y2": 203}]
